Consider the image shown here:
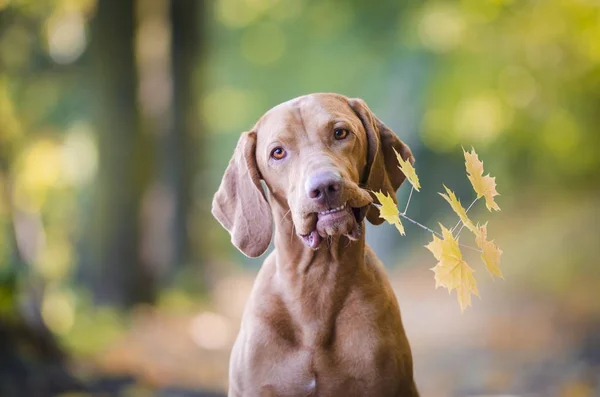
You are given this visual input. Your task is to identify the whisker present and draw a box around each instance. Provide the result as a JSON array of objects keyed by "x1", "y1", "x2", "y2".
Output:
[
  {"x1": 277, "y1": 208, "x2": 294, "y2": 244},
  {"x1": 280, "y1": 209, "x2": 292, "y2": 225}
]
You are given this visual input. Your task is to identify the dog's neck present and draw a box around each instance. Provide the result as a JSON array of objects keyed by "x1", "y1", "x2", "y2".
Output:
[{"x1": 270, "y1": 200, "x2": 366, "y2": 346}]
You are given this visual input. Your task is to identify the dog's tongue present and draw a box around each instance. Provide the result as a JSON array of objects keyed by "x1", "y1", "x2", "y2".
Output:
[{"x1": 301, "y1": 230, "x2": 322, "y2": 250}]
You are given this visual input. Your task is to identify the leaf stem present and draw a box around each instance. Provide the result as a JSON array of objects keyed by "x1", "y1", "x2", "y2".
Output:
[
  {"x1": 400, "y1": 213, "x2": 481, "y2": 252},
  {"x1": 399, "y1": 213, "x2": 441, "y2": 237},
  {"x1": 464, "y1": 197, "x2": 479, "y2": 213},
  {"x1": 370, "y1": 203, "x2": 483, "y2": 253},
  {"x1": 451, "y1": 197, "x2": 479, "y2": 232},
  {"x1": 459, "y1": 242, "x2": 482, "y2": 253},
  {"x1": 402, "y1": 186, "x2": 414, "y2": 215}
]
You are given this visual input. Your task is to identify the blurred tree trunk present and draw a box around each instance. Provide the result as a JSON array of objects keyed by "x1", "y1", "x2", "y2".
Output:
[
  {"x1": 168, "y1": 0, "x2": 196, "y2": 272},
  {"x1": 84, "y1": 0, "x2": 156, "y2": 307},
  {"x1": 169, "y1": 0, "x2": 208, "y2": 287}
]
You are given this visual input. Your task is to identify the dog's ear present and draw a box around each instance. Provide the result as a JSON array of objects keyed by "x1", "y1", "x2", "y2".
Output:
[
  {"x1": 348, "y1": 98, "x2": 414, "y2": 225},
  {"x1": 212, "y1": 132, "x2": 273, "y2": 257}
]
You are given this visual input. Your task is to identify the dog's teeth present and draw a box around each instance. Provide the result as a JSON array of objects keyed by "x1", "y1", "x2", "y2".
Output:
[
  {"x1": 318, "y1": 203, "x2": 347, "y2": 215},
  {"x1": 318, "y1": 204, "x2": 347, "y2": 215}
]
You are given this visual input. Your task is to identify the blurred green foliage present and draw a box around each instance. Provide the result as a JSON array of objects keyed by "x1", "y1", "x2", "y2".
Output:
[
  {"x1": 0, "y1": 0, "x2": 598, "y2": 372},
  {"x1": 204, "y1": 0, "x2": 600, "y2": 190}
]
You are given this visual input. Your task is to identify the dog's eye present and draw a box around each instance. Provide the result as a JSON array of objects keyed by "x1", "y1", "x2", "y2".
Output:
[
  {"x1": 270, "y1": 147, "x2": 286, "y2": 160},
  {"x1": 334, "y1": 128, "x2": 349, "y2": 140}
]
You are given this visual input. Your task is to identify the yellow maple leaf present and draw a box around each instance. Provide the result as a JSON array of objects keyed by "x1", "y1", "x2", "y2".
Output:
[
  {"x1": 439, "y1": 185, "x2": 477, "y2": 233},
  {"x1": 464, "y1": 148, "x2": 500, "y2": 212},
  {"x1": 425, "y1": 225, "x2": 479, "y2": 312},
  {"x1": 373, "y1": 190, "x2": 405, "y2": 235},
  {"x1": 393, "y1": 147, "x2": 421, "y2": 191},
  {"x1": 475, "y1": 223, "x2": 503, "y2": 279}
]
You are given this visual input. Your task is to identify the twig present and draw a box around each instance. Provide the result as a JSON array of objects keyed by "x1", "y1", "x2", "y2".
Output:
[
  {"x1": 402, "y1": 186, "x2": 414, "y2": 215},
  {"x1": 451, "y1": 197, "x2": 479, "y2": 232},
  {"x1": 399, "y1": 213, "x2": 441, "y2": 237},
  {"x1": 400, "y1": 213, "x2": 481, "y2": 252},
  {"x1": 455, "y1": 223, "x2": 466, "y2": 238},
  {"x1": 370, "y1": 203, "x2": 482, "y2": 253},
  {"x1": 458, "y1": 242, "x2": 482, "y2": 252}
]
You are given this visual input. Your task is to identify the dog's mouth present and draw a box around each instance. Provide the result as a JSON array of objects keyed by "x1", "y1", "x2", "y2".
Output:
[{"x1": 299, "y1": 203, "x2": 368, "y2": 250}]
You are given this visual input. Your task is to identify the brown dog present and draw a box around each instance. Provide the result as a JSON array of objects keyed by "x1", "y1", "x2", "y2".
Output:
[{"x1": 212, "y1": 93, "x2": 419, "y2": 396}]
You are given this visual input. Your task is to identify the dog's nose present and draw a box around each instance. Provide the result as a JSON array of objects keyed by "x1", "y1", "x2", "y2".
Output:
[{"x1": 305, "y1": 171, "x2": 343, "y2": 203}]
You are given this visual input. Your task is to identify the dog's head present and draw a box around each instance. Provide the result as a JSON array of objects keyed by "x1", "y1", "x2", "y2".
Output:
[{"x1": 212, "y1": 93, "x2": 414, "y2": 257}]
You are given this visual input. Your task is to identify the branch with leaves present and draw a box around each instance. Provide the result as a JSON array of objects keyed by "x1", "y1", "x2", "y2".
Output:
[{"x1": 372, "y1": 148, "x2": 503, "y2": 312}]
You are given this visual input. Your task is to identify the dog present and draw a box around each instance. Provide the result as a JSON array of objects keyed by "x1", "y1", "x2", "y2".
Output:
[{"x1": 212, "y1": 93, "x2": 419, "y2": 396}]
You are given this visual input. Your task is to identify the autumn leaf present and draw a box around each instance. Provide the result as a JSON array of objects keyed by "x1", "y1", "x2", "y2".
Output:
[
  {"x1": 373, "y1": 190, "x2": 405, "y2": 235},
  {"x1": 439, "y1": 185, "x2": 477, "y2": 233},
  {"x1": 393, "y1": 147, "x2": 421, "y2": 191},
  {"x1": 475, "y1": 223, "x2": 503, "y2": 279},
  {"x1": 464, "y1": 147, "x2": 500, "y2": 211},
  {"x1": 426, "y1": 225, "x2": 479, "y2": 312}
]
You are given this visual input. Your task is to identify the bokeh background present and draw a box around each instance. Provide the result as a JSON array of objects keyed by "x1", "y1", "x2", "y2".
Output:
[{"x1": 1, "y1": 0, "x2": 599, "y2": 396}]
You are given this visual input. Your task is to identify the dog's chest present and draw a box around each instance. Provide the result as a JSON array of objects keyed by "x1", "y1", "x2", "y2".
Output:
[
  {"x1": 251, "y1": 343, "x2": 389, "y2": 397},
  {"x1": 244, "y1": 315, "x2": 391, "y2": 397}
]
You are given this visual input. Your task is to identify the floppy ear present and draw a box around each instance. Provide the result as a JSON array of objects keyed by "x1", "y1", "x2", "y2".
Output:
[
  {"x1": 212, "y1": 132, "x2": 273, "y2": 257},
  {"x1": 348, "y1": 98, "x2": 415, "y2": 225}
]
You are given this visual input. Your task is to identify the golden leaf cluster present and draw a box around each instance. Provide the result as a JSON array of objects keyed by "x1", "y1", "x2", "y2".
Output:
[{"x1": 372, "y1": 147, "x2": 504, "y2": 312}]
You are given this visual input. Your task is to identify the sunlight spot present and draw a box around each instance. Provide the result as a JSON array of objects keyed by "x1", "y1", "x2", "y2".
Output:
[
  {"x1": 216, "y1": 0, "x2": 261, "y2": 28},
  {"x1": 45, "y1": 11, "x2": 87, "y2": 64},
  {"x1": 61, "y1": 122, "x2": 98, "y2": 186},
  {"x1": 217, "y1": 0, "x2": 281, "y2": 28},
  {"x1": 57, "y1": 0, "x2": 97, "y2": 16},
  {"x1": 19, "y1": 140, "x2": 62, "y2": 187},
  {"x1": 579, "y1": 24, "x2": 600, "y2": 63},
  {"x1": 190, "y1": 311, "x2": 232, "y2": 351},
  {"x1": 454, "y1": 93, "x2": 509, "y2": 144},
  {"x1": 13, "y1": 138, "x2": 66, "y2": 211},
  {"x1": 418, "y1": 4, "x2": 465, "y2": 53},
  {"x1": 497, "y1": 66, "x2": 537, "y2": 108},
  {"x1": 36, "y1": 237, "x2": 72, "y2": 281},
  {"x1": 42, "y1": 290, "x2": 75, "y2": 335},
  {"x1": 245, "y1": 0, "x2": 280, "y2": 13}
]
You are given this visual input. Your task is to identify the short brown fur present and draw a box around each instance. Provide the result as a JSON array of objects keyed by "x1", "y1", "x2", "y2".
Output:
[{"x1": 213, "y1": 93, "x2": 419, "y2": 396}]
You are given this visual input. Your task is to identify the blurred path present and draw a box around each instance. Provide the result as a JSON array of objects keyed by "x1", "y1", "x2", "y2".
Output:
[{"x1": 90, "y1": 196, "x2": 600, "y2": 396}]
